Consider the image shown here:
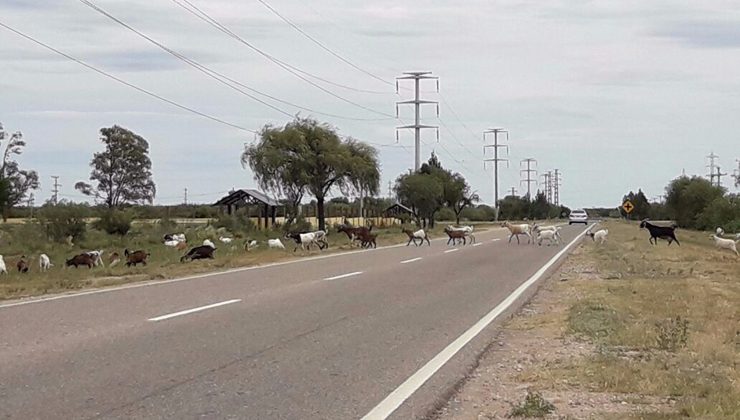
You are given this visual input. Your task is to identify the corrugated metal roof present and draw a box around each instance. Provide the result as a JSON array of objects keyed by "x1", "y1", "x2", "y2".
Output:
[{"x1": 212, "y1": 189, "x2": 279, "y2": 207}]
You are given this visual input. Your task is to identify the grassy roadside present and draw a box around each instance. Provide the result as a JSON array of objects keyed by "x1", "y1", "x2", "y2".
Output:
[
  {"x1": 0, "y1": 222, "x2": 498, "y2": 301},
  {"x1": 437, "y1": 220, "x2": 739, "y2": 419}
]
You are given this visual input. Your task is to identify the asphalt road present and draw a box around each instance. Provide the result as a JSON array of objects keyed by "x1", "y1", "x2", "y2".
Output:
[{"x1": 0, "y1": 223, "x2": 591, "y2": 420}]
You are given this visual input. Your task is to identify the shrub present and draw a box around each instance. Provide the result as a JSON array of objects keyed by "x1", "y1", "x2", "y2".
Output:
[
  {"x1": 655, "y1": 316, "x2": 689, "y2": 351},
  {"x1": 94, "y1": 210, "x2": 133, "y2": 236},
  {"x1": 508, "y1": 390, "x2": 555, "y2": 418},
  {"x1": 36, "y1": 203, "x2": 89, "y2": 242},
  {"x1": 282, "y1": 215, "x2": 311, "y2": 233},
  {"x1": 212, "y1": 210, "x2": 255, "y2": 234}
]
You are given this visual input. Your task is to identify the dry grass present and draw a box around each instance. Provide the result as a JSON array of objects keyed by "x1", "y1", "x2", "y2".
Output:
[{"x1": 517, "y1": 220, "x2": 740, "y2": 418}]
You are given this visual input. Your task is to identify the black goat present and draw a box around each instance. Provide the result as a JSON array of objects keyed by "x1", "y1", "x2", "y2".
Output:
[
  {"x1": 639, "y1": 220, "x2": 680, "y2": 246},
  {"x1": 181, "y1": 245, "x2": 216, "y2": 262}
]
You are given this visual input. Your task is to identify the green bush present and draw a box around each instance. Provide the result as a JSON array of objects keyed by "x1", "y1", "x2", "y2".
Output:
[
  {"x1": 508, "y1": 390, "x2": 555, "y2": 418},
  {"x1": 36, "y1": 203, "x2": 89, "y2": 242},
  {"x1": 282, "y1": 215, "x2": 312, "y2": 233},
  {"x1": 212, "y1": 210, "x2": 255, "y2": 234},
  {"x1": 94, "y1": 210, "x2": 133, "y2": 236}
]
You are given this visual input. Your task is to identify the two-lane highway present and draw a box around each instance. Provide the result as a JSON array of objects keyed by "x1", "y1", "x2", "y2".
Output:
[{"x1": 0, "y1": 224, "x2": 590, "y2": 419}]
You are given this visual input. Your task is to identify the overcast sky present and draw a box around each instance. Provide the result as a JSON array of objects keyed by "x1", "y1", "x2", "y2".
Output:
[{"x1": 1, "y1": 0, "x2": 739, "y2": 209}]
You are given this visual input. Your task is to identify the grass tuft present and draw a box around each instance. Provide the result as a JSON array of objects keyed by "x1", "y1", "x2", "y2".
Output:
[{"x1": 507, "y1": 390, "x2": 555, "y2": 418}]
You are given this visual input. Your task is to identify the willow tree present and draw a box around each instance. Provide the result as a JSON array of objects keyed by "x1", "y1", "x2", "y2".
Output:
[
  {"x1": 0, "y1": 123, "x2": 39, "y2": 220},
  {"x1": 242, "y1": 117, "x2": 380, "y2": 231}
]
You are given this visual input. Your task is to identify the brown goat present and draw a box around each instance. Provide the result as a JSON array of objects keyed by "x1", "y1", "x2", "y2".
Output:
[
  {"x1": 444, "y1": 229, "x2": 468, "y2": 246},
  {"x1": 16, "y1": 256, "x2": 29, "y2": 273},
  {"x1": 175, "y1": 241, "x2": 188, "y2": 251},
  {"x1": 124, "y1": 249, "x2": 149, "y2": 267},
  {"x1": 66, "y1": 253, "x2": 94, "y2": 269},
  {"x1": 108, "y1": 252, "x2": 121, "y2": 268}
]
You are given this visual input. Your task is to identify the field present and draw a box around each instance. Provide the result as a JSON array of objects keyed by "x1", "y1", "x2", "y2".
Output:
[
  {"x1": 0, "y1": 220, "x2": 492, "y2": 301},
  {"x1": 437, "y1": 220, "x2": 739, "y2": 419}
]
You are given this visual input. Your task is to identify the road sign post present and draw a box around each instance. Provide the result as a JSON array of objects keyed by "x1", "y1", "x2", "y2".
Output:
[{"x1": 622, "y1": 200, "x2": 634, "y2": 219}]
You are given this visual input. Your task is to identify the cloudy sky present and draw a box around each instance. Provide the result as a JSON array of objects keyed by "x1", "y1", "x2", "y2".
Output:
[{"x1": 1, "y1": 0, "x2": 739, "y2": 209}]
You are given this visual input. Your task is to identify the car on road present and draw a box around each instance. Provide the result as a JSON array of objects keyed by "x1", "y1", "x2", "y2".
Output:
[{"x1": 569, "y1": 209, "x2": 589, "y2": 225}]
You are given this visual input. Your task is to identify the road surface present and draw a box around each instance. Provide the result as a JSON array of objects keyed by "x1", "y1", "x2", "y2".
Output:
[{"x1": 0, "y1": 224, "x2": 590, "y2": 419}]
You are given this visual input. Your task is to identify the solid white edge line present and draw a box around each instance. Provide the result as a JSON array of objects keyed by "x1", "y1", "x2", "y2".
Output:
[
  {"x1": 443, "y1": 249, "x2": 459, "y2": 253},
  {"x1": 400, "y1": 257, "x2": 422, "y2": 264},
  {"x1": 360, "y1": 225, "x2": 592, "y2": 420},
  {"x1": 0, "y1": 226, "x2": 515, "y2": 310},
  {"x1": 323, "y1": 271, "x2": 363, "y2": 281},
  {"x1": 148, "y1": 299, "x2": 241, "y2": 322}
]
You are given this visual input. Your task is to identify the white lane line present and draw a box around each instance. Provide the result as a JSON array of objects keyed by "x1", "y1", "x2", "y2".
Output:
[
  {"x1": 443, "y1": 248, "x2": 459, "y2": 254},
  {"x1": 400, "y1": 257, "x2": 422, "y2": 264},
  {"x1": 491, "y1": 238, "x2": 501, "y2": 242},
  {"x1": 360, "y1": 226, "x2": 591, "y2": 420},
  {"x1": 148, "y1": 299, "x2": 241, "y2": 322},
  {"x1": 473, "y1": 243, "x2": 482, "y2": 247},
  {"x1": 323, "y1": 271, "x2": 363, "y2": 281}
]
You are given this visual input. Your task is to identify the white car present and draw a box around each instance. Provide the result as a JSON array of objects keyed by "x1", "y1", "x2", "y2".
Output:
[{"x1": 569, "y1": 209, "x2": 588, "y2": 225}]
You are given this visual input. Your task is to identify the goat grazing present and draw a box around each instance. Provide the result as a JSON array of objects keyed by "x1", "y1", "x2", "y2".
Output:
[
  {"x1": 164, "y1": 233, "x2": 186, "y2": 243},
  {"x1": 164, "y1": 240, "x2": 180, "y2": 247},
  {"x1": 124, "y1": 249, "x2": 149, "y2": 267},
  {"x1": 16, "y1": 256, "x2": 29, "y2": 273},
  {"x1": 181, "y1": 245, "x2": 216, "y2": 262},
  {"x1": 710, "y1": 234, "x2": 739, "y2": 256},
  {"x1": 587, "y1": 229, "x2": 609, "y2": 245},
  {"x1": 639, "y1": 220, "x2": 680, "y2": 246},
  {"x1": 402, "y1": 228, "x2": 430, "y2": 246},
  {"x1": 219, "y1": 236, "x2": 233, "y2": 244},
  {"x1": 244, "y1": 239, "x2": 258, "y2": 251},
  {"x1": 66, "y1": 253, "x2": 94, "y2": 269},
  {"x1": 502, "y1": 221, "x2": 531, "y2": 244},
  {"x1": 267, "y1": 238, "x2": 286, "y2": 250},
  {"x1": 39, "y1": 253, "x2": 52, "y2": 272},
  {"x1": 0, "y1": 255, "x2": 7, "y2": 274},
  {"x1": 108, "y1": 252, "x2": 121, "y2": 268}
]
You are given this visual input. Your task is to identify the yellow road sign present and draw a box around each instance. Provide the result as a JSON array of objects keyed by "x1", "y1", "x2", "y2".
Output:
[{"x1": 622, "y1": 200, "x2": 634, "y2": 214}]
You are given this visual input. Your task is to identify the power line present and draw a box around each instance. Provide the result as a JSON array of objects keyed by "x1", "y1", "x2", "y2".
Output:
[
  {"x1": 171, "y1": 0, "x2": 396, "y2": 117},
  {"x1": 255, "y1": 0, "x2": 395, "y2": 89},
  {"x1": 0, "y1": 20, "x2": 253, "y2": 132}
]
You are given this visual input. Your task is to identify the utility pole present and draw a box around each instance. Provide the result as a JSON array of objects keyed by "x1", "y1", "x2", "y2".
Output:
[
  {"x1": 27, "y1": 193, "x2": 35, "y2": 218},
  {"x1": 508, "y1": 187, "x2": 517, "y2": 197},
  {"x1": 396, "y1": 72, "x2": 439, "y2": 171},
  {"x1": 519, "y1": 158, "x2": 537, "y2": 199},
  {"x1": 51, "y1": 176, "x2": 60, "y2": 205},
  {"x1": 183, "y1": 188, "x2": 188, "y2": 205},
  {"x1": 388, "y1": 180, "x2": 393, "y2": 199},
  {"x1": 483, "y1": 128, "x2": 509, "y2": 221},
  {"x1": 733, "y1": 159, "x2": 740, "y2": 188},
  {"x1": 553, "y1": 169, "x2": 562, "y2": 206},
  {"x1": 706, "y1": 151, "x2": 720, "y2": 186},
  {"x1": 715, "y1": 166, "x2": 728, "y2": 187},
  {"x1": 541, "y1": 171, "x2": 553, "y2": 203}
]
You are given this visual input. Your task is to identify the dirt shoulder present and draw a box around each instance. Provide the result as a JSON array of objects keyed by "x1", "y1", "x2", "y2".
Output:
[{"x1": 434, "y1": 220, "x2": 740, "y2": 419}]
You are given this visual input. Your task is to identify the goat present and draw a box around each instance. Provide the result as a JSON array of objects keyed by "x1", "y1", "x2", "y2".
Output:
[
  {"x1": 16, "y1": 256, "x2": 29, "y2": 273},
  {"x1": 710, "y1": 234, "x2": 739, "y2": 256},
  {"x1": 219, "y1": 236, "x2": 233, "y2": 244},
  {"x1": 716, "y1": 227, "x2": 725, "y2": 237},
  {"x1": 175, "y1": 241, "x2": 188, "y2": 251},
  {"x1": 639, "y1": 220, "x2": 680, "y2": 246},
  {"x1": 587, "y1": 229, "x2": 609, "y2": 245},
  {"x1": 164, "y1": 240, "x2": 180, "y2": 247},
  {"x1": 536, "y1": 229, "x2": 561, "y2": 246},
  {"x1": 502, "y1": 221, "x2": 531, "y2": 244},
  {"x1": 445, "y1": 225, "x2": 475, "y2": 245},
  {"x1": 66, "y1": 253, "x2": 94, "y2": 269},
  {"x1": 181, "y1": 245, "x2": 216, "y2": 262},
  {"x1": 85, "y1": 250, "x2": 105, "y2": 267},
  {"x1": 203, "y1": 239, "x2": 216, "y2": 249},
  {"x1": 353, "y1": 230, "x2": 377, "y2": 249},
  {"x1": 244, "y1": 239, "x2": 258, "y2": 251},
  {"x1": 337, "y1": 224, "x2": 373, "y2": 247},
  {"x1": 164, "y1": 233, "x2": 186, "y2": 243},
  {"x1": 533, "y1": 224, "x2": 562, "y2": 246},
  {"x1": 108, "y1": 252, "x2": 121, "y2": 268},
  {"x1": 39, "y1": 253, "x2": 52, "y2": 272},
  {"x1": 267, "y1": 238, "x2": 286, "y2": 250},
  {"x1": 0, "y1": 255, "x2": 6, "y2": 274},
  {"x1": 402, "y1": 228, "x2": 430, "y2": 246},
  {"x1": 124, "y1": 249, "x2": 149, "y2": 267},
  {"x1": 286, "y1": 230, "x2": 328, "y2": 252}
]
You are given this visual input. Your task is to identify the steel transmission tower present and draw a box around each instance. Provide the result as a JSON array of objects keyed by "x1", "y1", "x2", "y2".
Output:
[
  {"x1": 51, "y1": 176, "x2": 60, "y2": 205},
  {"x1": 483, "y1": 128, "x2": 509, "y2": 220},
  {"x1": 541, "y1": 171, "x2": 553, "y2": 203},
  {"x1": 706, "y1": 152, "x2": 720, "y2": 186},
  {"x1": 519, "y1": 158, "x2": 537, "y2": 199},
  {"x1": 733, "y1": 159, "x2": 740, "y2": 188},
  {"x1": 553, "y1": 169, "x2": 562, "y2": 206},
  {"x1": 508, "y1": 187, "x2": 518, "y2": 197},
  {"x1": 395, "y1": 72, "x2": 439, "y2": 171}
]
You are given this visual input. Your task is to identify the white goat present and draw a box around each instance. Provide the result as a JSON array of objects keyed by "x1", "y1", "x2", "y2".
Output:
[
  {"x1": 39, "y1": 253, "x2": 52, "y2": 272},
  {"x1": 502, "y1": 221, "x2": 531, "y2": 244},
  {"x1": 532, "y1": 224, "x2": 561, "y2": 244},
  {"x1": 203, "y1": 239, "x2": 216, "y2": 249},
  {"x1": 0, "y1": 255, "x2": 6, "y2": 275},
  {"x1": 710, "y1": 234, "x2": 739, "y2": 256},
  {"x1": 85, "y1": 250, "x2": 105, "y2": 267},
  {"x1": 267, "y1": 238, "x2": 285, "y2": 250},
  {"x1": 219, "y1": 236, "x2": 234, "y2": 244},
  {"x1": 716, "y1": 227, "x2": 725, "y2": 237},
  {"x1": 536, "y1": 229, "x2": 561, "y2": 246},
  {"x1": 164, "y1": 240, "x2": 180, "y2": 247},
  {"x1": 446, "y1": 225, "x2": 475, "y2": 245},
  {"x1": 245, "y1": 240, "x2": 258, "y2": 251},
  {"x1": 588, "y1": 229, "x2": 608, "y2": 245}
]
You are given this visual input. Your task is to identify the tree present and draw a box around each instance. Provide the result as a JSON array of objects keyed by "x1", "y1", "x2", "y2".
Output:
[
  {"x1": 620, "y1": 189, "x2": 650, "y2": 220},
  {"x1": 394, "y1": 172, "x2": 443, "y2": 227},
  {"x1": 0, "y1": 123, "x2": 39, "y2": 220},
  {"x1": 242, "y1": 117, "x2": 380, "y2": 231},
  {"x1": 75, "y1": 125, "x2": 156, "y2": 208},
  {"x1": 665, "y1": 176, "x2": 724, "y2": 228}
]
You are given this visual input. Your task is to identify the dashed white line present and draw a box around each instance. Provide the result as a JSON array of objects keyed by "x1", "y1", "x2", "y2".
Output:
[
  {"x1": 400, "y1": 257, "x2": 422, "y2": 264},
  {"x1": 148, "y1": 299, "x2": 241, "y2": 322},
  {"x1": 360, "y1": 225, "x2": 592, "y2": 420},
  {"x1": 323, "y1": 271, "x2": 363, "y2": 281},
  {"x1": 473, "y1": 243, "x2": 482, "y2": 247},
  {"x1": 491, "y1": 238, "x2": 501, "y2": 242},
  {"x1": 443, "y1": 248, "x2": 459, "y2": 253}
]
